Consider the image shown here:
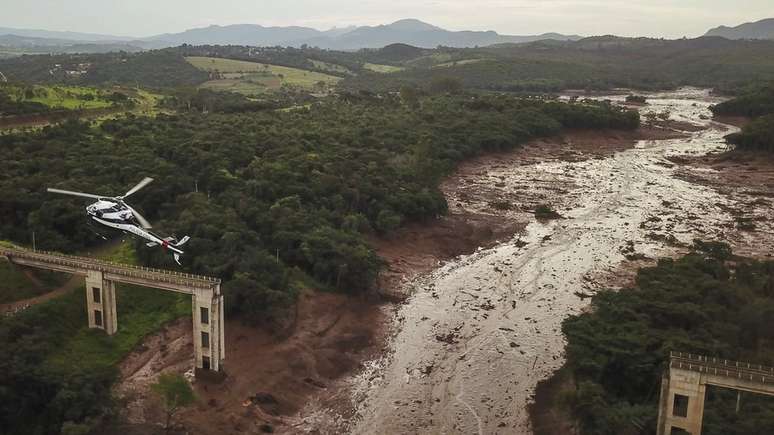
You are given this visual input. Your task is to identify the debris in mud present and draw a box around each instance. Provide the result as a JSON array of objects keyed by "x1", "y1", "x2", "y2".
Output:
[
  {"x1": 435, "y1": 332, "x2": 458, "y2": 344},
  {"x1": 249, "y1": 392, "x2": 280, "y2": 413},
  {"x1": 646, "y1": 232, "x2": 682, "y2": 247},
  {"x1": 489, "y1": 200, "x2": 512, "y2": 210},
  {"x1": 620, "y1": 241, "x2": 647, "y2": 261},
  {"x1": 735, "y1": 216, "x2": 757, "y2": 231},
  {"x1": 574, "y1": 291, "x2": 594, "y2": 299},
  {"x1": 304, "y1": 377, "x2": 327, "y2": 389},
  {"x1": 479, "y1": 300, "x2": 496, "y2": 311},
  {"x1": 534, "y1": 204, "x2": 562, "y2": 220}
]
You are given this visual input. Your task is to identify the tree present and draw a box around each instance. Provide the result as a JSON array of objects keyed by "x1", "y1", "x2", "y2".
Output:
[
  {"x1": 150, "y1": 373, "x2": 196, "y2": 433},
  {"x1": 399, "y1": 86, "x2": 421, "y2": 109},
  {"x1": 428, "y1": 76, "x2": 462, "y2": 95}
]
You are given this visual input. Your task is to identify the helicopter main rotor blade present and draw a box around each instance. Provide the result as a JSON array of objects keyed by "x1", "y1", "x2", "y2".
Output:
[
  {"x1": 123, "y1": 177, "x2": 154, "y2": 199},
  {"x1": 47, "y1": 188, "x2": 103, "y2": 200},
  {"x1": 125, "y1": 204, "x2": 153, "y2": 229}
]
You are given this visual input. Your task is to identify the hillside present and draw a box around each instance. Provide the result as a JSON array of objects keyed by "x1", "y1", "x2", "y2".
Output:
[
  {"x1": 341, "y1": 36, "x2": 774, "y2": 93},
  {"x1": 284, "y1": 18, "x2": 582, "y2": 49},
  {"x1": 705, "y1": 18, "x2": 774, "y2": 40},
  {"x1": 185, "y1": 56, "x2": 341, "y2": 94},
  {"x1": 0, "y1": 19, "x2": 581, "y2": 52}
]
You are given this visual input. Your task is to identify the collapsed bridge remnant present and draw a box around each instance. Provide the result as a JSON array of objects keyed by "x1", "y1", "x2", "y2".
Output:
[
  {"x1": 0, "y1": 246, "x2": 224, "y2": 373},
  {"x1": 658, "y1": 351, "x2": 774, "y2": 435}
]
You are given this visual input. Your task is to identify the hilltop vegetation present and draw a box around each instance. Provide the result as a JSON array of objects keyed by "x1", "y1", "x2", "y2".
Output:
[
  {"x1": 558, "y1": 243, "x2": 774, "y2": 435},
  {"x1": 0, "y1": 50, "x2": 208, "y2": 88},
  {"x1": 341, "y1": 37, "x2": 774, "y2": 94},
  {"x1": 713, "y1": 83, "x2": 774, "y2": 152},
  {"x1": 3, "y1": 36, "x2": 774, "y2": 96}
]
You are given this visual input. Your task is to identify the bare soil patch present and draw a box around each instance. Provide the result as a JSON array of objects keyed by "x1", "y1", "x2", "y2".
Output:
[{"x1": 673, "y1": 149, "x2": 774, "y2": 259}]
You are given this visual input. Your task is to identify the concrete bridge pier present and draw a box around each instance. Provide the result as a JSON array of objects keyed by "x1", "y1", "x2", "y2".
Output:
[
  {"x1": 658, "y1": 352, "x2": 774, "y2": 435},
  {"x1": 85, "y1": 270, "x2": 118, "y2": 335},
  {"x1": 657, "y1": 368, "x2": 706, "y2": 435},
  {"x1": 1, "y1": 246, "x2": 225, "y2": 375},
  {"x1": 192, "y1": 287, "x2": 225, "y2": 372}
]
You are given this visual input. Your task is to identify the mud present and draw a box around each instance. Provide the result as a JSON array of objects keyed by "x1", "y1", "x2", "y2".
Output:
[
  {"x1": 326, "y1": 88, "x2": 774, "y2": 434},
  {"x1": 110, "y1": 88, "x2": 774, "y2": 435},
  {"x1": 113, "y1": 290, "x2": 388, "y2": 435}
]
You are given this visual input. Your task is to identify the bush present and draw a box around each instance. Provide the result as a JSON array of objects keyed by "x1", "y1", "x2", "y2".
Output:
[
  {"x1": 535, "y1": 204, "x2": 562, "y2": 220},
  {"x1": 625, "y1": 95, "x2": 647, "y2": 104}
]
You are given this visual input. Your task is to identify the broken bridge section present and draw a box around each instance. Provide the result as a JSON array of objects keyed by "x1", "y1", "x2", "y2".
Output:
[
  {"x1": 658, "y1": 351, "x2": 774, "y2": 435},
  {"x1": 0, "y1": 247, "x2": 224, "y2": 373}
]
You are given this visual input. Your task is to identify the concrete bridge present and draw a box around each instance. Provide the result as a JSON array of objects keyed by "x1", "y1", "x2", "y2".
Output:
[
  {"x1": 0, "y1": 246, "x2": 224, "y2": 373},
  {"x1": 658, "y1": 351, "x2": 774, "y2": 435}
]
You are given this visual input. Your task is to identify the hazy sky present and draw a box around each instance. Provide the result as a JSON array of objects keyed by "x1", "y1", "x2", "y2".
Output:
[{"x1": 1, "y1": 0, "x2": 772, "y2": 38}]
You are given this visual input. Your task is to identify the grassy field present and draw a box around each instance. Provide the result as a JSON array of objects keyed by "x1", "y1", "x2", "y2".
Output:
[
  {"x1": 186, "y1": 56, "x2": 341, "y2": 94},
  {"x1": 363, "y1": 63, "x2": 405, "y2": 73},
  {"x1": 44, "y1": 283, "x2": 190, "y2": 371},
  {"x1": 433, "y1": 58, "x2": 486, "y2": 68},
  {"x1": 310, "y1": 59, "x2": 351, "y2": 75},
  {"x1": 2, "y1": 84, "x2": 116, "y2": 110}
]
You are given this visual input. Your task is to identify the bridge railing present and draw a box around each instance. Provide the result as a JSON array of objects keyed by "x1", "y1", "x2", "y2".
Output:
[
  {"x1": 670, "y1": 351, "x2": 774, "y2": 385},
  {"x1": 0, "y1": 247, "x2": 220, "y2": 289}
]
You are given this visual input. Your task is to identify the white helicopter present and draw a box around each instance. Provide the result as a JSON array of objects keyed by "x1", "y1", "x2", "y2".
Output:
[{"x1": 47, "y1": 177, "x2": 189, "y2": 265}]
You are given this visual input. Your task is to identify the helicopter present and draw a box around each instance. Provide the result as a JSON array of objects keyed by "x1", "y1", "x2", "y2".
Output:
[{"x1": 47, "y1": 177, "x2": 189, "y2": 265}]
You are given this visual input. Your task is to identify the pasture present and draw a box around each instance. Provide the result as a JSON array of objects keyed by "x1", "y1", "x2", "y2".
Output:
[
  {"x1": 3, "y1": 84, "x2": 116, "y2": 110},
  {"x1": 186, "y1": 56, "x2": 341, "y2": 94},
  {"x1": 363, "y1": 62, "x2": 405, "y2": 73}
]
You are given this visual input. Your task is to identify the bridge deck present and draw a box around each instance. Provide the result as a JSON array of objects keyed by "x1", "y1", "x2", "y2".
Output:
[
  {"x1": 669, "y1": 351, "x2": 774, "y2": 386},
  {"x1": 0, "y1": 247, "x2": 220, "y2": 292}
]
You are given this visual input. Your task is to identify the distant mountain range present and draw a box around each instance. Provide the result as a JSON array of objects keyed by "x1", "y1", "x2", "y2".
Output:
[
  {"x1": 0, "y1": 19, "x2": 582, "y2": 53},
  {"x1": 704, "y1": 18, "x2": 774, "y2": 40}
]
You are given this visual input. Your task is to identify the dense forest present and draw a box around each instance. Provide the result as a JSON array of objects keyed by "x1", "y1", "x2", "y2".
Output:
[
  {"x1": 0, "y1": 92, "x2": 639, "y2": 434},
  {"x1": 0, "y1": 94, "x2": 639, "y2": 318},
  {"x1": 713, "y1": 83, "x2": 774, "y2": 152},
  {"x1": 559, "y1": 242, "x2": 774, "y2": 435},
  {"x1": 0, "y1": 50, "x2": 208, "y2": 88}
]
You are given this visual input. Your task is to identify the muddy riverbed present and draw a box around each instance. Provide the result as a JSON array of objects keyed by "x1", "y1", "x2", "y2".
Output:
[
  {"x1": 290, "y1": 88, "x2": 774, "y2": 434},
  {"x1": 113, "y1": 88, "x2": 774, "y2": 435}
]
